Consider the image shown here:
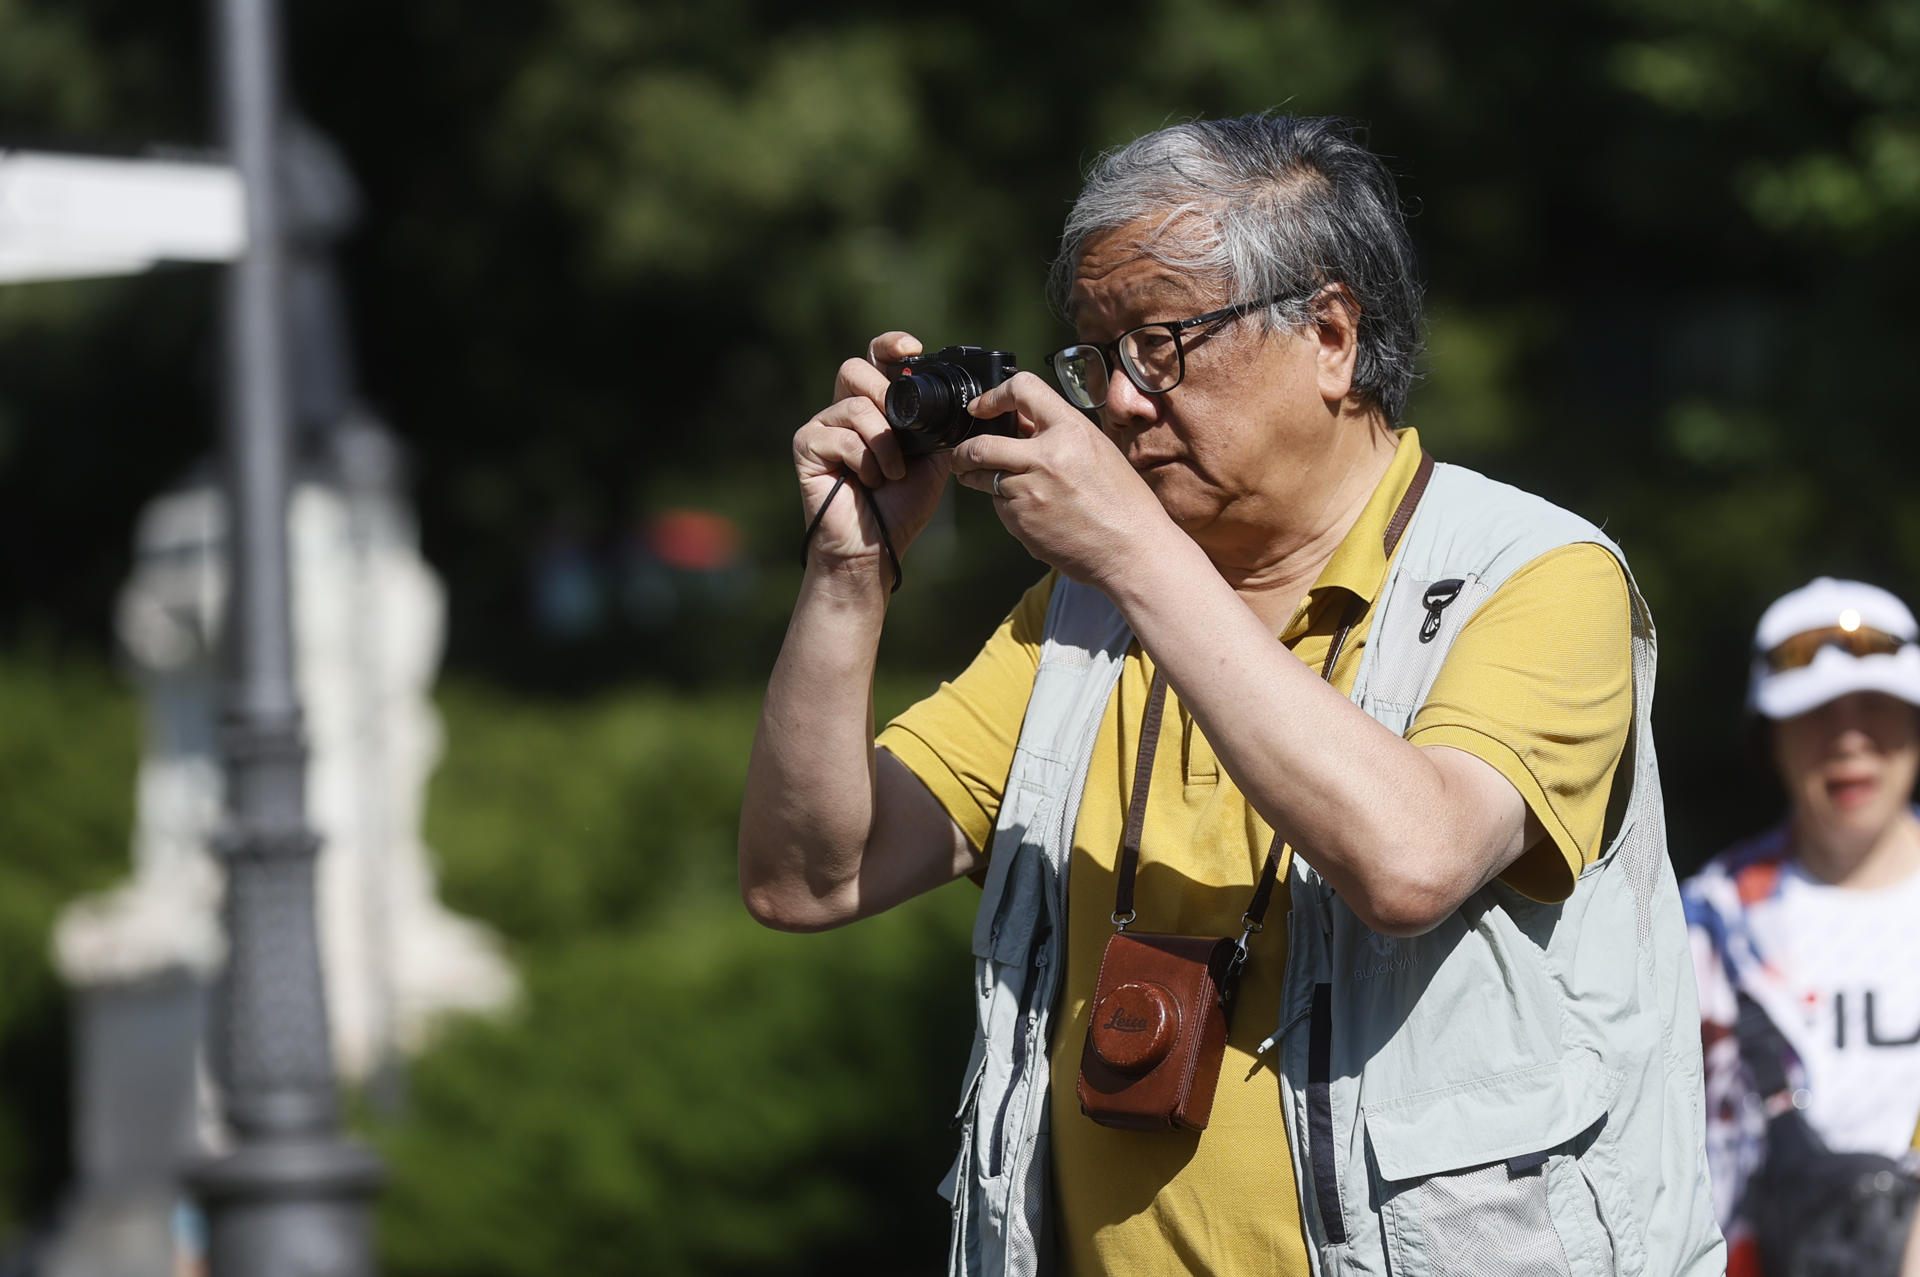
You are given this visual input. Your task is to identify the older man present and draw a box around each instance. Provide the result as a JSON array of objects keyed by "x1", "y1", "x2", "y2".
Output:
[{"x1": 740, "y1": 114, "x2": 1722, "y2": 1276}]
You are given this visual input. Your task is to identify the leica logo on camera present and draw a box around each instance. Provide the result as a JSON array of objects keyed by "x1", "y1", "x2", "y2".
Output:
[{"x1": 1104, "y1": 1006, "x2": 1152, "y2": 1034}]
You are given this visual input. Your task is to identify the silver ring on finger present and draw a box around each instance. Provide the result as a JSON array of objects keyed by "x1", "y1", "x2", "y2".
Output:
[{"x1": 992, "y1": 470, "x2": 1006, "y2": 500}]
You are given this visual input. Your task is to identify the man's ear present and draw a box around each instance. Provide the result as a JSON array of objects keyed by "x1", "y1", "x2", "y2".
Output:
[{"x1": 1312, "y1": 284, "x2": 1361, "y2": 409}]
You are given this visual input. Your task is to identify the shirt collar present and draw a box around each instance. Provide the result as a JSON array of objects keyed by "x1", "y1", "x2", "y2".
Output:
[{"x1": 1281, "y1": 427, "x2": 1424, "y2": 640}]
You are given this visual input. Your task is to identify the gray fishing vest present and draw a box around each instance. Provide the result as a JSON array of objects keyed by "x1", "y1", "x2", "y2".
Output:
[{"x1": 939, "y1": 461, "x2": 1725, "y2": 1277}]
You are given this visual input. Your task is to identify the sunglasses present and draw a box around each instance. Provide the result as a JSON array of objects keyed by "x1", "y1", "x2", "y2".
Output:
[{"x1": 1764, "y1": 622, "x2": 1912, "y2": 673}]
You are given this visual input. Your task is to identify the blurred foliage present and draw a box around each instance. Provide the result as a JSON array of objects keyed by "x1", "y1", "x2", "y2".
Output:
[
  {"x1": 0, "y1": 654, "x2": 135, "y2": 1239},
  {"x1": 6, "y1": 0, "x2": 1920, "y2": 1269},
  {"x1": 0, "y1": 657, "x2": 974, "y2": 1272},
  {"x1": 379, "y1": 677, "x2": 973, "y2": 1277},
  {"x1": 1606, "y1": 0, "x2": 1920, "y2": 240},
  {"x1": 376, "y1": 900, "x2": 972, "y2": 1277},
  {"x1": 422, "y1": 682, "x2": 764, "y2": 941}
]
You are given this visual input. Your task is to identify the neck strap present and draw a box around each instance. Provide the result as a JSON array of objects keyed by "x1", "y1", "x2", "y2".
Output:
[{"x1": 1111, "y1": 450, "x2": 1435, "y2": 938}]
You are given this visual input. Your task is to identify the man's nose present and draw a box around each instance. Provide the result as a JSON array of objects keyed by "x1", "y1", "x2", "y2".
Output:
[{"x1": 1099, "y1": 368, "x2": 1160, "y2": 431}]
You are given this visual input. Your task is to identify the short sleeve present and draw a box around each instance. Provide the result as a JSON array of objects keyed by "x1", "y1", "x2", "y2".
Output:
[
  {"x1": 1406, "y1": 543, "x2": 1633, "y2": 903},
  {"x1": 877, "y1": 573, "x2": 1054, "y2": 854}
]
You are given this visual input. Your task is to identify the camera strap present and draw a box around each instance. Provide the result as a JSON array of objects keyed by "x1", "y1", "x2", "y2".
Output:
[
  {"x1": 1109, "y1": 450, "x2": 1434, "y2": 977},
  {"x1": 800, "y1": 469, "x2": 903, "y2": 593}
]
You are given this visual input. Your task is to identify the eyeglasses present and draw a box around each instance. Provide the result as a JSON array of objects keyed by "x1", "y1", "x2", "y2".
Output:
[
  {"x1": 1048, "y1": 293, "x2": 1296, "y2": 411},
  {"x1": 1764, "y1": 619, "x2": 1913, "y2": 672}
]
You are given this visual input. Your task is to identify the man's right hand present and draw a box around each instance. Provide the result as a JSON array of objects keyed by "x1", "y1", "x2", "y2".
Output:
[{"x1": 793, "y1": 331, "x2": 953, "y2": 573}]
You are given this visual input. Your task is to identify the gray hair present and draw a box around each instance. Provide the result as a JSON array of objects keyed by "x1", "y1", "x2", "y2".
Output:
[{"x1": 1049, "y1": 114, "x2": 1424, "y2": 426}]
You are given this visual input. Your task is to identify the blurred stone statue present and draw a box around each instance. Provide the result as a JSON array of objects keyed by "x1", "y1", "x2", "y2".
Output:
[
  {"x1": 60, "y1": 430, "x2": 516, "y2": 1077},
  {"x1": 43, "y1": 121, "x2": 512, "y2": 1277}
]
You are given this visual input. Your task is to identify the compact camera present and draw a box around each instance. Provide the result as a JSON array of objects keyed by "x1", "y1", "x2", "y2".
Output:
[{"x1": 883, "y1": 346, "x2": 1019, "y2": 456}]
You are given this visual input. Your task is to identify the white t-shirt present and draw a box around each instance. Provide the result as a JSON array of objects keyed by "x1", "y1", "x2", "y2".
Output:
[{"x1": 1769, "y1": 860, "x2": 1920, "y2": 1158}]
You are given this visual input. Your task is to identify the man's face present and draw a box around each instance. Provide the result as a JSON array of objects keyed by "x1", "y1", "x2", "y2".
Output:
[
  {"x1": 1772, "y1": 690, "x2": 1920, "y2": 854},
  {"x1": 1068, "y1": 221, "x2": 1341, "y2": 545}
]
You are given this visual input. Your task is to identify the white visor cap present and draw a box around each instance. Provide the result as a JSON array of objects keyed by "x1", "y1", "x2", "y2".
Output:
[{"x1": 1749, "y1": 577, "x2": 1920, "y2": 720}]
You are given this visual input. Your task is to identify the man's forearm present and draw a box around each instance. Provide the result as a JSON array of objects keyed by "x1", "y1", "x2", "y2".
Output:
[
  {"x1": 739, "y1": 556, "x2": 892, "y2": 927},
  {"x1": 1101, "y1": 531, "x2": 1517, "y2": 935}
]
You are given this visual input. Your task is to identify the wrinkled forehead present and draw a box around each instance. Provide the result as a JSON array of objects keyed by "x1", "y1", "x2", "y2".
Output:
[{"x1": 1066, "y1": 221, "x2": 1218, "y2": 328}]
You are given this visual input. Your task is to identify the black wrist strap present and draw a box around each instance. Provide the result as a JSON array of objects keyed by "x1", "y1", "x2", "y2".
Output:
[{"x1": 800, "y1": 470, "x2": 902, "y2": 594}]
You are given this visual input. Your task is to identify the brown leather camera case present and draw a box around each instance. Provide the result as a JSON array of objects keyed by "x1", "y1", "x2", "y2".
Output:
[{"x1": 1077, "y1": 930, "x2": 1237, "y2": 1132}]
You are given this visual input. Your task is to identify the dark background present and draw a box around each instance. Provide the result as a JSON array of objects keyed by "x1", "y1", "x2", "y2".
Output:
[{"x1": 4, "y1": 0, "x2": 1919, "y2": 1271}]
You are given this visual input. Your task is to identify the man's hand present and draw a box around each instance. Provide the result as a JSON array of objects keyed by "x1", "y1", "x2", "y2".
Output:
[
  {"x1": 949, "y1": 371, "x2": 1173, "y2": 586},
  {"x1": 792, "y1": 331, "x2": 953, "y2": 575}
]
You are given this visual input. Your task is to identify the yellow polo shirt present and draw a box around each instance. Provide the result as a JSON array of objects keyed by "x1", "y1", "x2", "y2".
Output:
[{"x1": 878, "y1": 429, "x2": 1632, "y2": 1275}]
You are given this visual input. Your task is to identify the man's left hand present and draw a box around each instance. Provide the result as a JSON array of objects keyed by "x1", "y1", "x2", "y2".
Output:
[{"x1": 951, "y1": 372, "x2": 1171, "y2": 586}]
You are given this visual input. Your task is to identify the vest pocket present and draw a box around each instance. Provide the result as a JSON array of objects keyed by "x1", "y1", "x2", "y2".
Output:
[
  {"x1": 1369, "y1": 1145, "x2": 1625, "y2": 1277},
  {"x1": 1547, "y1": 1152, "x2": 1620, "y2": 1277},
  {"x1": 1368, "y1": 1093, "x2": 1620, "y2": 1277},
  {"x1": 1378, "y1": 1156, "x2": 1589, "y2": 1277}
]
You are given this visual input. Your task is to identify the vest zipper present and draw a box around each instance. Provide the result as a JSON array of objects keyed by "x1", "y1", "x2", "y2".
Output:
[
  {"x1": 986, "y1": 918, "x2": 1050, "y2": 1178},
  {"x1": 1419, "y1": 578, "x2": 1465, "y2": 644},
  {"x1": 1307, "y1": 982, "x2": 1348, "y2": 1245}
]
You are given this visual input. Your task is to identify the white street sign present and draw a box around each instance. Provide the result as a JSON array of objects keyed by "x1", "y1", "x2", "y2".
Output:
[{"x1": 0, "y1": 150, "x2": 246, "y2": 284}]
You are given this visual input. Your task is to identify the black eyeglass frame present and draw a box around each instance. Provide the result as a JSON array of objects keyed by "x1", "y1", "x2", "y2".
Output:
[{"x1": 1047, "y1": 291, "x2": 1299, "y2": 410}]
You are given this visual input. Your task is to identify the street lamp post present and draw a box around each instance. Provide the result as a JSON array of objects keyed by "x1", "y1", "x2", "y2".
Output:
[{"x1": 185, "y1": 0, "x2": 383, "y2": 1271}]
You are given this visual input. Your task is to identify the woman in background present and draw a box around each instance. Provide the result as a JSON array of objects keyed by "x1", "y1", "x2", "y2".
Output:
[{"x1": 1685, "y1": 577, "x2": 1920, "y2": 1277}]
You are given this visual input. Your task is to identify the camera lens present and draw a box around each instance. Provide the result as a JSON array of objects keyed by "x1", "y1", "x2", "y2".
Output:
[
  {"x1": 885, "y1": 364, "x2": 979, "y2": 450},
  {"x1": 885, "y1": 375, "x2": 945, "y2": 430}
]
